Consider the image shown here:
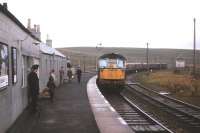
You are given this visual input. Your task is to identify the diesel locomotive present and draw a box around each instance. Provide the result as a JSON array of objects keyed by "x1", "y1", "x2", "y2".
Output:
[{"x1": 97, "y1": 53, "x2": 126, "y2": 90}]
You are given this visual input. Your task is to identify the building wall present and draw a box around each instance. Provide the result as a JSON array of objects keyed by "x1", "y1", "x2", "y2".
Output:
[
  {"x1": 39, "y1": 53, "x2": 68, "y2": 91},
  {"x1": 39, "y1": 54, "x2": 53, "y2": 91},
  {"x1": 0, "y1": 11, "x2": 39, "y2": 133}
]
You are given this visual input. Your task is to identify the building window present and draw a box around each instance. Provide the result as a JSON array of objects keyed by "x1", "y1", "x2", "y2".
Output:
[
  {"x1": 21, "y1": 56, "x2": 25, "y2": 87},
  {"x1": 0, "y1": 43, "x2": 9, "y2": 88},
  {"x1": 11, "y1": 47, "x2": 17, "y2": 84}
]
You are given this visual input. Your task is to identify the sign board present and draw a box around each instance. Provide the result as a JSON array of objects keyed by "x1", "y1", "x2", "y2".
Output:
[{"x1": 176, "y1": 61, "x2": 185, "y2": 68}]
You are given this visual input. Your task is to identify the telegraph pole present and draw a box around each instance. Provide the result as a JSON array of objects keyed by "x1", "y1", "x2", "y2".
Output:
[
  {"x1": 193, "y1": 18, "x2": 196, "y2": 77},
  {"x1": 146, "y1": 42, "x2": 149, "y2": 71}
]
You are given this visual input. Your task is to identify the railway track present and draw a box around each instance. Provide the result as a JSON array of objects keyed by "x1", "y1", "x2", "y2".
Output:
[
  {"x1": 102, "y1": 92, "x2": 172, "y2": 133},
  {"x1": 126, "y1": 82, "x2": 200, "y2": 132}
]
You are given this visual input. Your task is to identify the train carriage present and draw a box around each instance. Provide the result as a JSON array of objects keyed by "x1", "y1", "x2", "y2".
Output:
[
  {"x1": 126, "y1": 63, "x2": 167, "y2": 73},
  {"x1": 97, "y1": 53, "x2": 126, "y2": 90}
]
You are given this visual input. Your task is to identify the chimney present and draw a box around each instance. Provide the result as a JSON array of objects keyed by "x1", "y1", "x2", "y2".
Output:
[
  {"x1": 37, "y1": 25, "x2": 40, "y2": 32},
  {"x1": 46, "y1": 34, "x2": 52, "y2": 47},
  {"x1": 34, "y1": 24, "x2": 37, "y2": 32},
  {"x1": 27, "y1": 18, "x2": 31, "y2": 29},
  {"x1": 3, "y1": 3, "x2": 7, "y2": 9}
]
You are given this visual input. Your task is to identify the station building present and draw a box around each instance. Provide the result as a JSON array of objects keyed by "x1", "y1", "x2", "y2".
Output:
[{"x1": 0, "y1": 3, "x2": 68, "y2": 133}]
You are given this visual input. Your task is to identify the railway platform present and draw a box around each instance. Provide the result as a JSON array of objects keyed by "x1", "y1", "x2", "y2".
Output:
[
  {"x1": 7, "y1": 73, "x2": 100, "y2": 133},
  {"x1": 87, "y1": 76, "x2": 133, "y2": 133}
]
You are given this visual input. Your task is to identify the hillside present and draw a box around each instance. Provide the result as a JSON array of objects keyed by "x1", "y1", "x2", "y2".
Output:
[{"x1": 57, "y1": 47, "x2": 200, "y2": 71}]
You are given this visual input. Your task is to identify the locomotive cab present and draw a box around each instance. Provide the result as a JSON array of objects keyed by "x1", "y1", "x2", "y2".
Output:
[{"x1": 97, "y1": 53, "x2": 126, "y2": 91}]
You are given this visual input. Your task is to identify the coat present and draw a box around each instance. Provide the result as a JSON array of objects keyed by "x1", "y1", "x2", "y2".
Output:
[
  {"x1": 76, "y1": 69, "x2": 82, "y2": 78},
  {"x1": 47, "y1": 80, "x2": 56, "y2": 91},
  {"x1": 28, "y1": 71, "x2": 39, "y2": 97}
]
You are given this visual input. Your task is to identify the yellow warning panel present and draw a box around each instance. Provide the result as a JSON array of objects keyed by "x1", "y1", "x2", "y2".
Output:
[{"x1": 100, "y1": 69, "x2": 125, "y2": 80}]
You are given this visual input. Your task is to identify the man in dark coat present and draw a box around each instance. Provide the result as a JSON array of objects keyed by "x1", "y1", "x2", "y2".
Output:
[
  {"x1": 59, "y1": 66, "x2": 64, "y2": 85},
  {"x1": 76, "y1": 67, "x2": 82, "y2": 83},
  {"x1": 67, "y1": 69, "x2": 72, "y2": 82},
  {"x1": 28, "y1": 65, "x2": 39, "y2": 112}
]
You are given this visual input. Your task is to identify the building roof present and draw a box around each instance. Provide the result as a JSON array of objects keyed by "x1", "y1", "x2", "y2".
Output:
[
  {"x1": 40, "y1": 43, "x2": 66, "y2": 58},
  {"x1": 54, "y1": 49, "x2": 66, "y2": 57},
  {"x1": 0, "y1": 3, "x2": 40, "y2": 42},
  {"x1": 176, "y1": 55, "x2": 184, "y2": 61},
  {"x1": 40, "y1": 43, "x2": 54, "y2": 54}
]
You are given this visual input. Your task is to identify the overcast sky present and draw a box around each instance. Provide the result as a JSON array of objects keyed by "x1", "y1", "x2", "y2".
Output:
[{"x1": 2, "y1": 0, "x2": 200, "y2": 49}]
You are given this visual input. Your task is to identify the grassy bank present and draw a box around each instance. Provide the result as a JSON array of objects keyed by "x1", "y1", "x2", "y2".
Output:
[{"x1": 134, "y1": 70, "x2": 200, "y2": 106}]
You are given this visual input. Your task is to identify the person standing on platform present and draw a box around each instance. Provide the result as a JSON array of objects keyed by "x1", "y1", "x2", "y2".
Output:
[
  {"x1": 28, "y1": 64, "x2": 39, "y2": 112},
  {"x1": 67, "y1": 68, "x2": 72, "y2": 83},
  {"x1": 76, "y1": 67, "x2": 82, "y2": 83},
  {"x1": 59, "y1": 66, "x2": 64, "y2": 85},
  {"x1": 47, "y1": 75, "x2": 56, "y2": 102},
  {"x1": 50, "y1": 69, "x2": 56, "y2": 82}
]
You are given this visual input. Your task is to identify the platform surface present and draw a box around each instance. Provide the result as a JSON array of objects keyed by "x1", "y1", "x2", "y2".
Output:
[{"x1": 7, "y1": 73, "x2": 100, "y2": 133}]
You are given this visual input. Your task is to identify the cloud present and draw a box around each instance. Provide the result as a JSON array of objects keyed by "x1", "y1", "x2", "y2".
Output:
[{"x1": 4, "y1": 0, "x2": 200, "y2": 49}]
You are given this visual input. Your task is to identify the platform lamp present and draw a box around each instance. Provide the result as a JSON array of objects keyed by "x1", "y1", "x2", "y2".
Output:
[{"x1": 96, "y1": 43, "x2": 102, "y2": 71}]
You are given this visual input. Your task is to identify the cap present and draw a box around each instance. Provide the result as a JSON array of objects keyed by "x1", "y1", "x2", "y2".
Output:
[{"x1": 31, "y1": 64, "x2": 39, "y2": 70}]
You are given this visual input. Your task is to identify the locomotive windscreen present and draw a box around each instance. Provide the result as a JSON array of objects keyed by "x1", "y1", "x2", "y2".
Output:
[{"x1": 98, "y1": 59, "x2": 125, "y2": 68}]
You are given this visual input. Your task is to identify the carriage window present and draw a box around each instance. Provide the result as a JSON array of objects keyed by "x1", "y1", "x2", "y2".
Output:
[
  {"x1": 0, "y1": 43, "x2": 8, "y2": 88},
  {"x1": 99, "y1": 59, "x2": 107, "y2": 68},
  {"x1": 11, "y1": 47, "x2": 17, "y2": 84}
]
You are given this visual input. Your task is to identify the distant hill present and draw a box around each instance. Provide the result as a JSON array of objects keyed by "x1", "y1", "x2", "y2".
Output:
[{"x1": 57, "y1": 47, "x2": 200, "y2": 71}]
